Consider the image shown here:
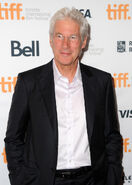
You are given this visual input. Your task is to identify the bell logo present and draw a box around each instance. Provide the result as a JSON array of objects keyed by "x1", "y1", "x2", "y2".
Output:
[
  {"x1": 0, "y1": 3, "x2": 25, "y2": 20},
  {"x1": 106, "y1": 4, "x2": 131, "y2": 20},
  {"x1": 0, "y1": 77, "x2": 17, "y2": 93},
  {"x1": 113, "y1": 73, "x2": 131, "y2": 88},
  {"x1": 11, "y1": 41, "x2": 40, "y2": 57}
]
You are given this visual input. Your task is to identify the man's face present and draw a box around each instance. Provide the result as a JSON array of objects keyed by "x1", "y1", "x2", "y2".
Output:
[{"x1": 50, "y1": 18, "x2": 87, "y2": 67}]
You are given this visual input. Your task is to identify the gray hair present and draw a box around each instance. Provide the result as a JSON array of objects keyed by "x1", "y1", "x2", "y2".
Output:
[{"x1": 49, "y1": 7, "x2": 90, "y2": 42}]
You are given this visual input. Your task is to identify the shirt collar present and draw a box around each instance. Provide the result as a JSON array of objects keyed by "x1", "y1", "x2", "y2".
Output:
[{"x1": 53, "y1": 60, "x2": 82, "y2": 84}]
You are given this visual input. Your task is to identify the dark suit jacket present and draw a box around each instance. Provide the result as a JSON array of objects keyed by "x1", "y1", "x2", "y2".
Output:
[{"x1": 4, "y1": 60, "x2": 123, "y2": 185}]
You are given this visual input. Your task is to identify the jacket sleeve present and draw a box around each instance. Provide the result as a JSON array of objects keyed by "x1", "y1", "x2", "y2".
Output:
[
  {"x1": 104, "y1": 75, "x2": 123, "y2": 185},
  {"x1": 4, "y1": 73, "x2": 29, "y2": 185}
]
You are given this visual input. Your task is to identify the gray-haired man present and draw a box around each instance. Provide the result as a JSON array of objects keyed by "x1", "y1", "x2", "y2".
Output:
[{"x1": 5, "y1": 7, "x2": 123, "y2": 185}]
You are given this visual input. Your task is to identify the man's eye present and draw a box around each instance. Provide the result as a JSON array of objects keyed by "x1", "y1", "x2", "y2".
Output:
[
  {"x1": 70, "y1": 35, "x2": 77, "y2": 40},
  {"x1": 56, "y1": 34, "x2": 63, "y2": 39}
]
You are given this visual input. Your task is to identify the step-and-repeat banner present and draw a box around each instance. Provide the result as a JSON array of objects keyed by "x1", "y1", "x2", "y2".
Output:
[{"x1": 0, "y1": 0, "x2": 132, "y2": 184}]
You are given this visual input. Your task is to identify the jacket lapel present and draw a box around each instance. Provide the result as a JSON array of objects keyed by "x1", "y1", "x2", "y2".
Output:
[
  {"x1": 37, "y1": 61, "x2": 58, "y2": 140},
  {"x1": 80, "y1": 63, "x2": 96, "y2": 145}
]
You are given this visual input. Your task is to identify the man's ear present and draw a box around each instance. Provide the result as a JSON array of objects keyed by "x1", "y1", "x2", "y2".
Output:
[{"x1": 81, "y1": 36, "x2": 88, "y2": 49}]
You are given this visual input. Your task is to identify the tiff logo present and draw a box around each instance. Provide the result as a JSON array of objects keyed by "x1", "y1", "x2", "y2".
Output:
[
  {"x1": 0, "y1": 3, "x2": 25, "y2": 20},
  {"x1": 0, "y1": 77, "x2": 17, "y2": 93},
  {"x1": 123, "y1": 138, "x2": 131, "y2": 153},
  {"x1": 113, "y1": 73, "x2": 131, "y2": 88},
  {"x1": 1, "y1": 148, "x2": 7, "y2": 164},
  {"x1": 106, "y1": 4, "x2": 131, "y2": 20}
]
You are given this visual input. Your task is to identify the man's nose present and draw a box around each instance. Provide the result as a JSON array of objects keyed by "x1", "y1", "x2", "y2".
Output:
[{"x1": 62, "y1": 37, "x2": 69, "y2": 48}]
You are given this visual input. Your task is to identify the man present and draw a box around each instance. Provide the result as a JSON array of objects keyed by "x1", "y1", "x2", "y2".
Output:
[{"x1": 4, "y1": 7, "x2": 122, "y2": 185}]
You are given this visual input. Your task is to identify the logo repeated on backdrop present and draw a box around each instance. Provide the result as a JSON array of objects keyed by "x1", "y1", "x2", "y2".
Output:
[
  {"x1": 0, "y1": 1, "x2": 51, "y2": 21},
  {"x1": 119, "y1": 110, "x2": 132, "y2": 118},
  {"x1": 0, "y1": 77, "x2": 17, "y2": 93},
  {"x1": 79, "y1": 9, "x2": 92, "y2": 18},
  {"x1": 88, "y1": 44, "x2": 104, "y2": 55},
  {"x1": 123, "y1": 175, "x2": 132, "y2": 184},
  {"x1": 2, "y1": 148, "x2": 7, "y2": 164},
  {"x1": 117, "y1": 41, "x2": 132, "y2": 53},
  {"x1": 25, "y1": 8, "x2": 51, "y2": 20},
  {"x1": 113, "y1": 73, "x2": 131, "y2": 88},
  {"x1": 11, "y1": 40, "x2": 40, "y2": 57},
  {"x1": 106, "y1": 4, "x2": 131, "y2": 20},
  {"x1": 0, "y1": 1, "x2": 25, "y2": 20},
  {"x1": 117, "y1": 41, "x2": 126, "y2": 52},
  {"x1": 123, "y1": 138, "x2": 132, "y2": 153}
]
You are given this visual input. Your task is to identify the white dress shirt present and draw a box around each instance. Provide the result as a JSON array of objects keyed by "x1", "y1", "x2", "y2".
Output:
[{"x1": 53, "y1": 61, "x2": 91, "y2": 169}]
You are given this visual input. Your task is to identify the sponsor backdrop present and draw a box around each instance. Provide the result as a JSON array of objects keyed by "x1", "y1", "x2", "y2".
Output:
[{"x1": 0, "y1": 0, "x2": 132, "y2": 184}]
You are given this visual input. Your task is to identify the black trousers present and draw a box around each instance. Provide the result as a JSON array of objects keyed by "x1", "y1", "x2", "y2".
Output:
[{"x1": 54, "y1": 168, "x2": 94, "y2": 185}]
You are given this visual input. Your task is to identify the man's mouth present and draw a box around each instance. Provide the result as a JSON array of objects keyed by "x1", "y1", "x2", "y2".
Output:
[{"x1": 60, "y1": 52, "x2": 71, "y2": 56}]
